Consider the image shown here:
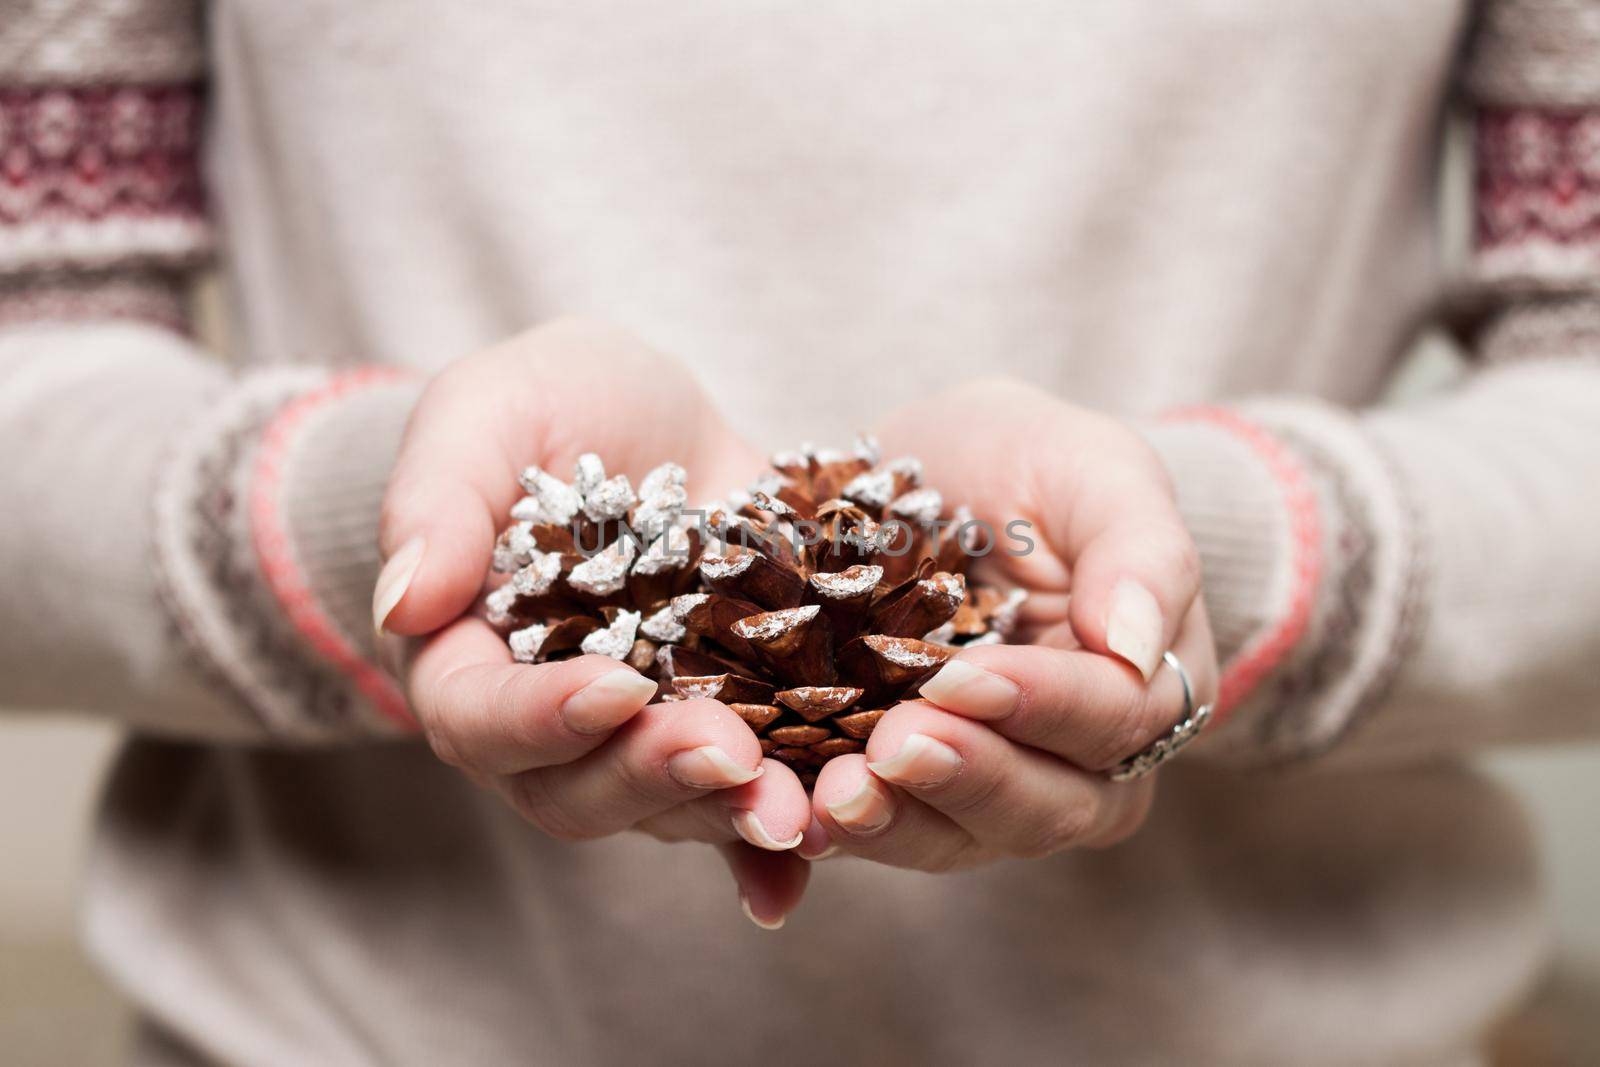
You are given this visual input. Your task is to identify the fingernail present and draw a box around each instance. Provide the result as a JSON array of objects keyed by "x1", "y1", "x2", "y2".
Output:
[
  {"x1": 372, "y1": 536, "x2": 426, "y2": 633},
  {"x1": 1106, "y1": 578, "x2": 1163, "y2": 681},
  {"x1": 731, "y1": 810, "x2": 803, "y2": 851},
  {"x1": 738, "y1": 891, "x2": 785, "y2": 931},
  {"x1": 868, "y1": 733, "x2": 962, "y2": 789},
  {"x1": 667, "y1": 746, "x2": 763, "y2": 789},
  {"x1": 825, "y1": 777, "x2": 894, "y2": 836},
  {"x1": 560, "y1": 669, "x2": 658, "y2": 735},
  {"x1": 918, "y1": 660, "x2": 1020, "y2": 719},
  {"x1": 375, "y1": 631, "x2": 413, "y2": 679},
  {"x1": 797, "y1": 817, "x2": 835, "y2": 861}
]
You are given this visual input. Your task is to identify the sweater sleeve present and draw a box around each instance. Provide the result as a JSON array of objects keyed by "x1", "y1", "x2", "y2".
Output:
[
  {"x1": 0, "y1": 0, "x2": 422, "y2": 742},
  {"x1": 1144, "y1": 0, "x2": 1600, "y2": 768}
]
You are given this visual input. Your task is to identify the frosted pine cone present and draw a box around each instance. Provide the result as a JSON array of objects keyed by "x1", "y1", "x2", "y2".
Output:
[{"x1": 485, "y1": 441, "x2": 1024, "y2": 786}]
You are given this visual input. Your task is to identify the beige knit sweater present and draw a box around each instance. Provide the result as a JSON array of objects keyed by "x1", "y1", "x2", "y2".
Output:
[{"x1": 4, "y1": 2, "x2": 1599, "y2": 1064}]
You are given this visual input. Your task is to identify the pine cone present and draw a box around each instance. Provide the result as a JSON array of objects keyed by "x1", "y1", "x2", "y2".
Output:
[{"x1": 485, "y1": 441, "x2": 1024, "y2": 787}]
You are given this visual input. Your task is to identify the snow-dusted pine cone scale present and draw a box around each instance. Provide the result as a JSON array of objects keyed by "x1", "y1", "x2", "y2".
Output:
[{"x1": 484, "y1": 440, "x2": 1024, "y2": 786}]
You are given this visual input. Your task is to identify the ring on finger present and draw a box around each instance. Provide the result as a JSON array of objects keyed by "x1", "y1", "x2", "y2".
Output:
[{"x1": 1107, "y1": 650, "x2": 1212, "y2": 782}]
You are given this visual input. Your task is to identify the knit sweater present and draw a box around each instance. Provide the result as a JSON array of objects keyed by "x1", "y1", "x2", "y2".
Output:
[{"x1": 3, "y1": 1, "x2": 1598, "y2": 1063}]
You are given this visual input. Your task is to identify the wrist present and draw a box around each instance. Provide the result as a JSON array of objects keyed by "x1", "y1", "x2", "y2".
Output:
[
  {"x1": 250, "y1": 369, "x2": 425, "y2": 731},
  {"x1": 1139, "y1": 409, "x2": 1324, "y2": 735},
  {"x1": 1141, "y1": 400, "x2": 1423, "y2": 765}
]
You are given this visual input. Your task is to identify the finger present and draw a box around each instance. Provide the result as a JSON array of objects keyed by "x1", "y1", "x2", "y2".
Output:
[
  {"x1": 811, "y1": 755, "x2": 980, "y2": 873},
  {"x1": 913, "y1": 613, "x2": 1215, "y2": 771},
  {"x1": 717, "y1": 844, "x2": 811, "y2": 931},
  {"x1": 636, "y1": 759, "x2": 811, "y2": 850},
  {"x1": 504, "y1": 698, "x2": 763, "y2": 842},
  {"x1": 375, "y1": 366, "x2": 526, "y2": 636},
  {"x1": 406, "y1": 618, "x2": 659, "y2": 773},
  {"x1": 796, "y1": 816, "x2": 835, "y2": 861},
  {"x1": 865, "y1": 702, "x2": 1155, "y2": 856},
  {"x1": 1059, "y1": 469, "x2": 1201, "y2": 681}
]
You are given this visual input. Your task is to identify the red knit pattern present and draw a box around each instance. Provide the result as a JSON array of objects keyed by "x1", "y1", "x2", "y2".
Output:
[
  {"x1": 1164, "y1": 407, "x2": 1325, "y2": 723},
  {"x1": 250, "y1": 368, "x2": 418, "y2": 732},
  {"x1": 1477, "y1": 107, "x2": 1600, "y2": 253},
  {"x1": 0, "y1": 83, "x2": 204, "y2": 224}
]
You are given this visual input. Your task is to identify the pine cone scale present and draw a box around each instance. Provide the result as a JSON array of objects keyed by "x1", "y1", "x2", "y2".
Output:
[{"x1": 485, "y1": 443, "x2": 1023, "y2": 785}]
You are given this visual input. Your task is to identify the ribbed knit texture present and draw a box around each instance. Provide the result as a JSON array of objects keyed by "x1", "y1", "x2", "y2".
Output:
[
  {"x1": 272, "y1": 379, "x2": 421, "y2": 673},
  {"x1": 1142, "y1": 420, "x2": 1300, "y2": 673}
]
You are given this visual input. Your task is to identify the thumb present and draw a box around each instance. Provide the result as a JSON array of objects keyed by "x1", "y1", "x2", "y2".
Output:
[
  {"x1": 375, "y1": 380, "x2": 514, "y2": 636},
  {"x1": 1061, "y1": 475, "x2": 1201, "y2": 682}
]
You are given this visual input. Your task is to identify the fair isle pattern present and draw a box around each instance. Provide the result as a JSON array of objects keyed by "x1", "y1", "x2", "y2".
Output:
[
  {"x1": 1475, "y1": 107, "x2": 1600, "y2": 284},
  {"x1": 152, "y1": 371, "x2": 402, "y2": 739},
  {"x1": 1248, "y1": 431, "x2": 1427, "y2": 764},
  {"x1": 0, "y1": 269, "x2": 188, "y2": 332},
  {"x1": 0, "y1": 83, "x2": 209, "y2": 272},
  {"x1": 250, "y1": 369, "x2": 416, "y2": 732}
]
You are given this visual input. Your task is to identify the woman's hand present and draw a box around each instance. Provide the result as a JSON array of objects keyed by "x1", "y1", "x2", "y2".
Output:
[
  {"x1": 374, "y1": 319, "x2": 810, "y2": 926},
  {"x1": 802, "y1": 378, "x2": 1218, "y2": 871}
]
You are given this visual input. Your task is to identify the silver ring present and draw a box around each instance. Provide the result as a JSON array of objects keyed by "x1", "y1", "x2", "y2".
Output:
[{"x1": 1108, "y1": 650, "x2": 1213, "y2": 782}]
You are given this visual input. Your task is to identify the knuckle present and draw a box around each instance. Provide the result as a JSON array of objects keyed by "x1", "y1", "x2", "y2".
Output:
[
  {"x1": 917, "y1": 842, "x2": 973, "y2": 874},
  {"x1": 1078, "y1": 687, "x2": 1165, "y2": 772},
  {"x1": 508, "y1": 774, "x2": 601, "y2": 843},
  {"x1": 1001, "y1": 829, "x2": 1055, "y2": 861},
  {"x1": 1159, "y1": 533, "x2": 1203, "y2": 595},
  {"x1": 1124, "y1": 524, "x2": 1199, "y2": 597},
  {"x1": 485, "y1": 670, "x2": 542, "y2": 754},
  {"x1": 605, "y1": 748, "x2": 674, "y2": 810},
  {"x1": 935, "y1": 760, "x2": 1005, "y2": 816},
  {"x1": 412, "y1": 668, "x2": 473, "y2": 767},
  {"x1": 1025, "y1": 802, "x2": 1099, "y2": 856},
  {"x1": 424, "y1": 724, "x2": 465, "y2": 769}
]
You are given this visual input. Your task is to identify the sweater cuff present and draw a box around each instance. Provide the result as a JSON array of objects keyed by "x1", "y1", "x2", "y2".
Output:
[
  {"x1": 1142, "y1": 402, "x2": 1423, "y2": 765},
  {"x1": 153, "y1": 367, "x2": 423, "y2": 740},
  {"x1": 250, "y1": 371, "x2": 424, "y2": 732}
]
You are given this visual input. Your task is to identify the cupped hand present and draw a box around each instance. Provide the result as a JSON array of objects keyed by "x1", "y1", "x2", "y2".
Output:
[
  {"x1": 374, "y1": 318, "x2": 809, "y2": 926},
  {"x1": 802, "y1": 378, "x2": 1218, "y2": 871}
]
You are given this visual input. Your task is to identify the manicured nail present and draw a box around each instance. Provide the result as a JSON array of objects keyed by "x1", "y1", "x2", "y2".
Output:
[
  {"x1": 375, "y1": 631, "x2": 413, "y2": 679},
  {"x1": 796, "y1": 817, "x2": 835, "y2": 860},
  {"x1": 826, "y1": 777, "x2": 894, "y2": 836},
  {"x1": 739, "y1": 891, "x2": 785, "y2": 931},
  {"x1": 918, "y1": 660, "x2": 1020, "y2": 719},
  {"x1": 667, "y1": 746, "x2": 763, "y2": 790},
  {"x1": 1106, "y1": 578, "x2": 1163, "y2": 681},
  {"x1": 731, "y1": 810, "x2": 803, "y2": 851},
  {"x1": 372, "y1": 536, "x2": 425, "y2": 633},
  {"x1": 868, "y1": 733, "x2": 962, "y2": 789},
  {"x1": 560, "y1": 669, "x2": 658, "y2": 735}
]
